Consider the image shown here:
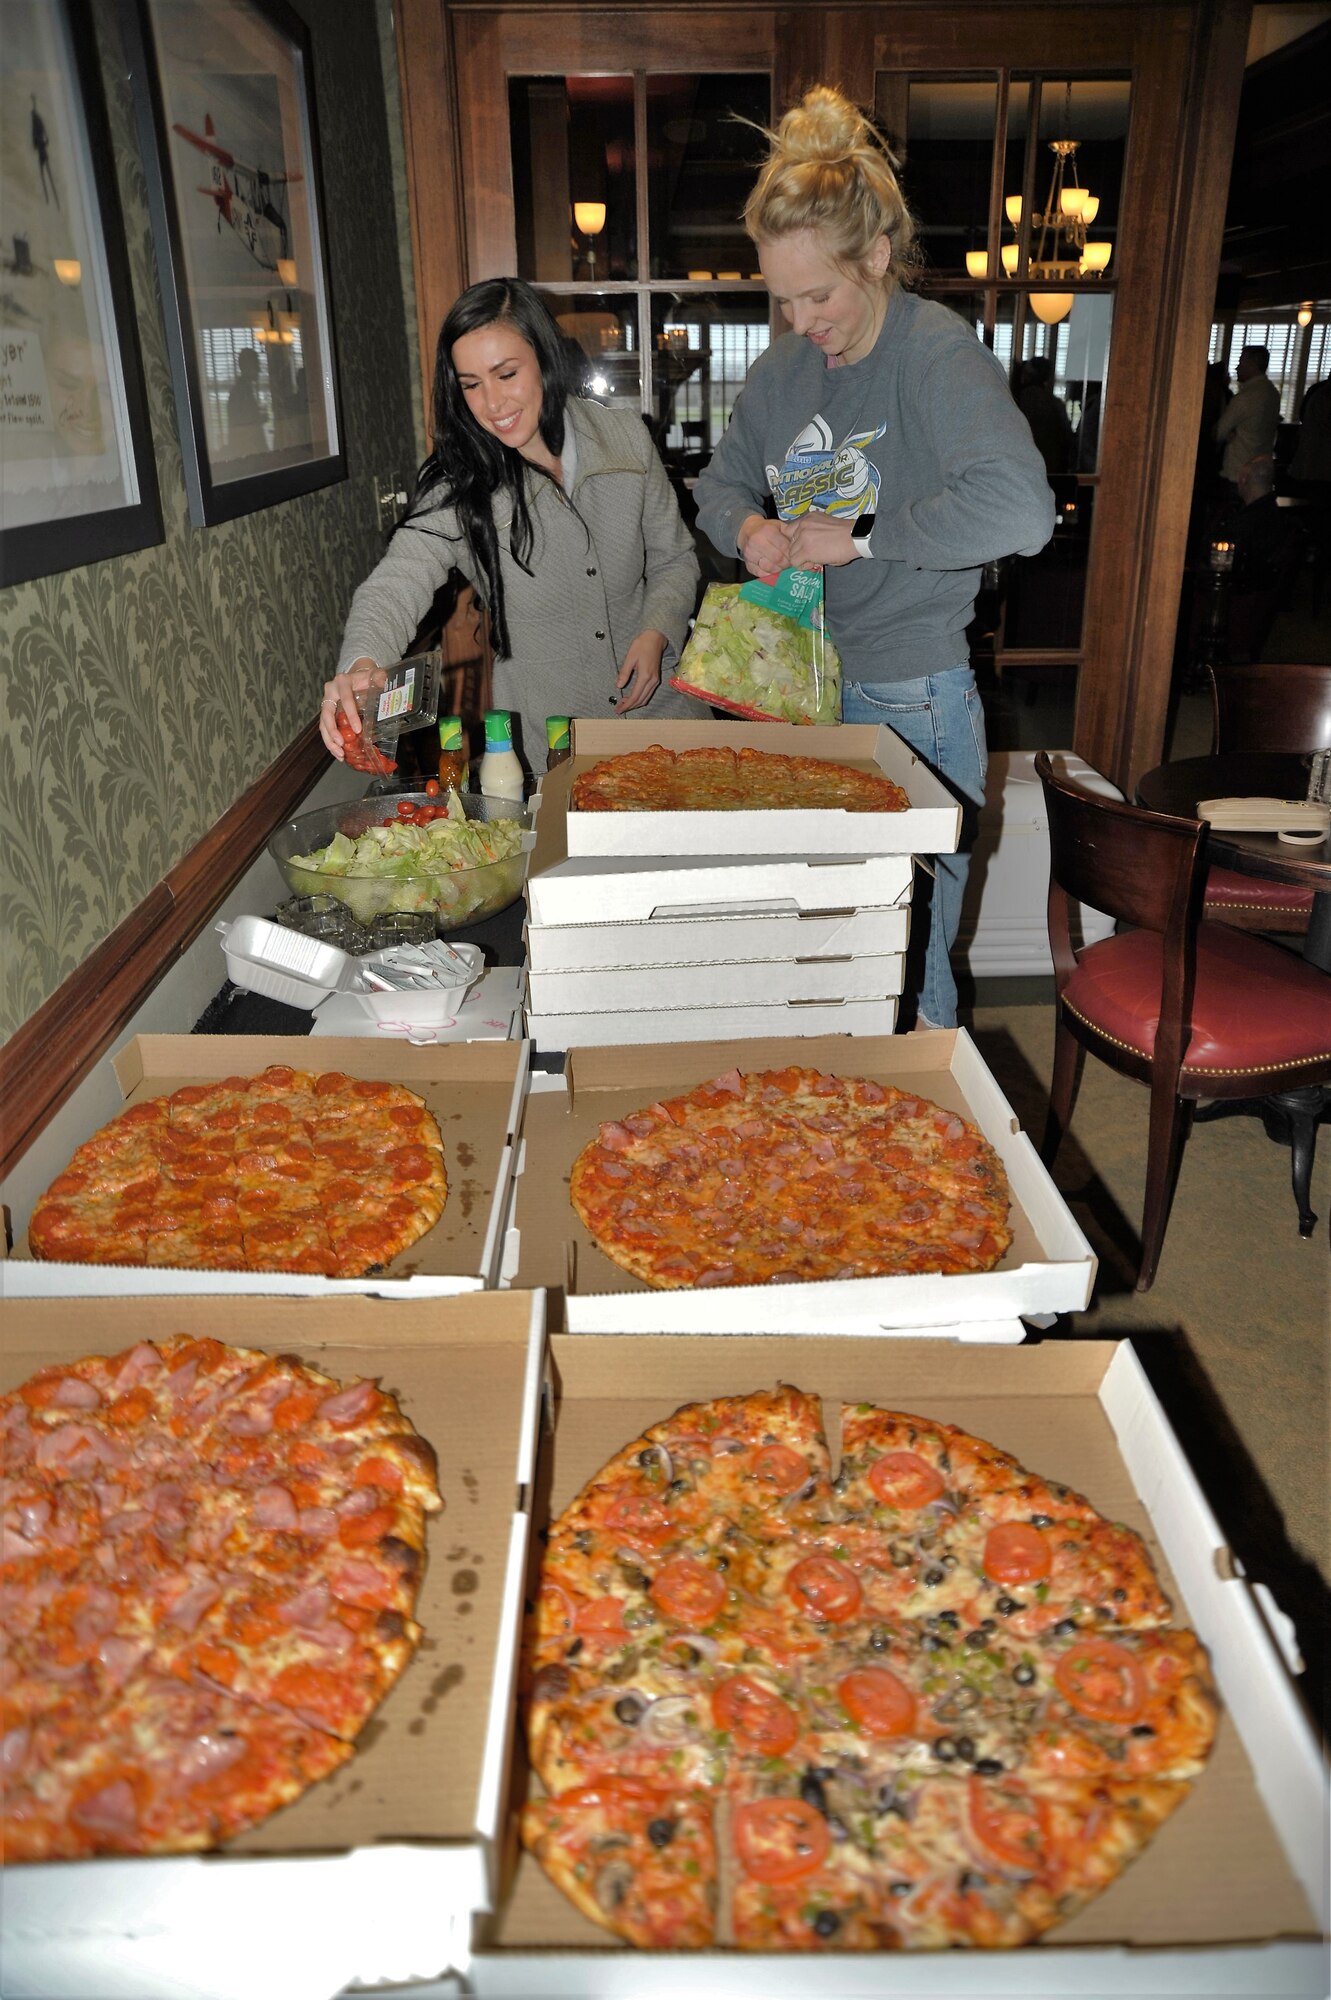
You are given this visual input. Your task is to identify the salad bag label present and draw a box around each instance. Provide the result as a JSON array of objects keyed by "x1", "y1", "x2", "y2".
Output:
[{"x1": 670, "y1": 569, "x2": 841, "y2": 725}]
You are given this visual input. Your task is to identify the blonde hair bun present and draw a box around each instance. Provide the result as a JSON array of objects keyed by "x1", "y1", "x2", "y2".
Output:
[{"x1": 743, "y1": 82, "x2": 918, "y2": 289}]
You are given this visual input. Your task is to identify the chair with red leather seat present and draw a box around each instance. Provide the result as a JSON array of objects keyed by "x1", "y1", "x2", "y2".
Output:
[
  {"x1": 1201, "y1": 663, "x2": 1331, "y2": 935},
  {"x1": 1035, "y1": 750, "x2": 1331, "y2": 1290}
]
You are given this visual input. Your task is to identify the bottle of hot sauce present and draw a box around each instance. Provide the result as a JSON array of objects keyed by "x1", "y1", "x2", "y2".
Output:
[{"x1": 437, "y1": 715, "x2": 469, "y2": 793}]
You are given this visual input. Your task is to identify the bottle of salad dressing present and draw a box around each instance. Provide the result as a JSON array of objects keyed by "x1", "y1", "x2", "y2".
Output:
[{"x1": 478, "y1": 710, "x2": 525, "y2": 802}]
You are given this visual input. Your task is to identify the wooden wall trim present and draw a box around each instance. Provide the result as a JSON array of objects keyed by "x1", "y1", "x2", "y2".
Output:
[
  {"x1": 395, "y1": 0, "x2": 468, "y2": 437},
  {"x1": 0, "y1": 728, "x2": 329, "y2": 1182}
]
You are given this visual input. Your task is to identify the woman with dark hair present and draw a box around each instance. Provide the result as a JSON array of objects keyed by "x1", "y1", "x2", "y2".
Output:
[{"x1": 321, "y1": 278, "x2": 702, "y2": 774}]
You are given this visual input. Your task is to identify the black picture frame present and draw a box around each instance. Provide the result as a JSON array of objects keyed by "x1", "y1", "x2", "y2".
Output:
[
  {"x1": 0, "y1": 0, "x2": 162, "y2": 588},
  {"x1": 121, "y1": 0, "x2": 345, "y2": 526}
]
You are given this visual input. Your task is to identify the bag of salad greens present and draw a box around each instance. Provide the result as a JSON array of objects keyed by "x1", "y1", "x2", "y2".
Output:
[{"x1": 670, "y1": 568, "x2": 841, "y2": 725}]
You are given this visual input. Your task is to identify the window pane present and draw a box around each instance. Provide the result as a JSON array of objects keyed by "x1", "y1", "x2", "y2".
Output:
[
  {"x1": 645, "y1": 75, "x2": 770, "y2": 281},
  {"x1": 1025, "y1": 78, "x2": 1129, "y2": 286},
  {"x1": 1223, "y1": 324, "x2": 1302, "y2": 419},
  {"x1": 901, "y1": 79, "x2": 999, "y2": 279},
  {"x1": 1018, "y1": 293, "x2": 1112, "y2": 472},
  {"x1": 649, "y1": 292, "x2": 771, "y2": 461},
  {"x1": 509, "y1": 77, "x2": 636, "y2": 282},
  {"x1": 537, "y1": 291, "x2": 643, "y2": 404}
]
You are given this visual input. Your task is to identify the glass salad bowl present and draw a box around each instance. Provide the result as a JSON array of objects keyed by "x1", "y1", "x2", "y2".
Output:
[{"x1": 268, "y1": 792, "x2": 532, "y2": 934}]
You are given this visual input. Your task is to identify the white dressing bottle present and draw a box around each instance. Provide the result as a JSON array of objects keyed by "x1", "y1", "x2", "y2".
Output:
[{"x1": 479, "y1": 709, "x2": 526, "y2": 802}]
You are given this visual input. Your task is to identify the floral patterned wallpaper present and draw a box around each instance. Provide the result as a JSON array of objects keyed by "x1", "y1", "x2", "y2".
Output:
[{"x1": 0, "y1": 0, "x2": 417, "y2": 1041}]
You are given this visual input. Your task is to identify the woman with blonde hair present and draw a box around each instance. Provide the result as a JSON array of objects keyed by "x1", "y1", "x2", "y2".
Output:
[{"x1": 696, "y1": 85, "x2": 1053, "y2": 1028}]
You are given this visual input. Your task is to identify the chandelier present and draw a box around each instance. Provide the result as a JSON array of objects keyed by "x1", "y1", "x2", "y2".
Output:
[{"x1": 968, "y1": 85, "x2": 1112, "y2": 325}]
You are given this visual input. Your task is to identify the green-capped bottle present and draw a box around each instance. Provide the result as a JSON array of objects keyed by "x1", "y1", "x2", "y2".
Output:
[
  {"x1": 545, "y1": 715, "x2": 572, "y2": 772},
  {"x1": 437, "y1": 715, "x2": 469, "y2": 792},
  {"x1": 479, "y1": 709, "x2": 525, "y2": 801}
]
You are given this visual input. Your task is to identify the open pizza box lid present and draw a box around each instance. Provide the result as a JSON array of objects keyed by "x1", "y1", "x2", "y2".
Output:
[
  {"x1": 470, "y1": 1333, "x2": 1326, "y2": 1994},
  {"x1": 4, "y1": 1035, "x2": 529, "y2": 1298},
  {"x1": 553, "y1": 719, "x2": 963, "y2": 857},
  {"x1": 508, "y1": 1029, "x2": 1095, "y2": 1332},
  {"x1": 0, "y1": 1290, "x2": 547, "y2": 2000}
]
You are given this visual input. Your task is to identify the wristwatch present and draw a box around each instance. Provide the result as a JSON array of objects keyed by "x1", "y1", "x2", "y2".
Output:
[{"x1": 850, "y1": 512, "x2": 876, "y2": 559}]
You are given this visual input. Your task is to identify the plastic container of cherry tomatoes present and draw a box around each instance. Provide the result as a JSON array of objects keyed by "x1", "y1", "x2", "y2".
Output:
[{"x1": 341, "y1": 648, "x2": 444, "y2": 775}]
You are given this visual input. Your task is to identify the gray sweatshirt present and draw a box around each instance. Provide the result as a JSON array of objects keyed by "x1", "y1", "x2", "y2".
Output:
[
  {"x1": 694, "y1": 289, "x2": 1054, "y2": 682},
  {"x1": 338, "y1": 396, "x2": 703, "y2": 772}
]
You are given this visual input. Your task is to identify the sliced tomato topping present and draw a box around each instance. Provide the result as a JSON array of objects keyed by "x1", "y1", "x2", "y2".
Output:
[
  {"x1": 867, "y1": 1450, "x2": 946, "y2": 1510},
  {"x1": 1053, "y1": 1636, "x2": 1147, "y2": 1724},
  {"x1": 712, "y1": 1675, "x2": 800, "y2": 1754},
  {"x1": 733, "y1": 1797, "x2": 830, "y2": 1883},
  {"x1": 557, "y1": 1775, "x2": 668, "y2": 1828},
  {"x1": 573, "y1": 1595, "x2": 629, "y2": 1639},
  {"x1": 750, "y1": 1443, "x2": 810, "y2": 1494},
  {"x1": 966, "y1": 1772, "x2": 1049, "y2": 1876},
  {"x1": 837, "y1": 1666, "x2": 916, "y2": 1738},
  {"x1": 649, "y1": 1557, "x2": 727, "y2": 1628},
  {"x1": 604, "y1": 1488, "x2": 675, "y2": 1548},
  {"x1": 983, "y1": 1521, "x2": 1052, "y2": 1585},
  {"x1": 785, "y1": 1554, "x2": 862, "y2": 1624}
]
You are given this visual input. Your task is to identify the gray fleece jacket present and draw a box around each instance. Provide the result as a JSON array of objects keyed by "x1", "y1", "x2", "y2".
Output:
[
  {"x1": 694, "y1": 289, "x2": 1054, "y2": 682},
  {"x1": 338, "y1": 397, "x2": 703, "y2": 771}
]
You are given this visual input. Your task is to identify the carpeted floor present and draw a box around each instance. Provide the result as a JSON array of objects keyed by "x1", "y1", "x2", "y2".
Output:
[{"x1": 968, "y1": 997, "x2": 1331, "y2": 1744}]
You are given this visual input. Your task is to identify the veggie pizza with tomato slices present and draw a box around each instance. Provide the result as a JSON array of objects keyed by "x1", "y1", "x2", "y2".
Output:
[
  {"x1": 521, "y1": 1387, "x2": 1218, "y2": 1951},
  {"x1": 1, "y1": 1335, "x2": 441, "y2": 1859}
]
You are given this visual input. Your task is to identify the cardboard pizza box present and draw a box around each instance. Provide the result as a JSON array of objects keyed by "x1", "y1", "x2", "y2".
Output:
[
  {"x1": 526, "y1": 950, "x2": 906, "y2": 1017},
  {"x1": 469, "y1": 1334, "x2": 1326, "y2": 1995},
  {"x1": 508, "y1": 1029, "x2": 1094, "y2": 1332},
  {"x1": 4, "y1": 1036, "x2": 528, "y2": 1298},
  {"x1": 553, "y1": 719, "x2": 962, "y2": 857},
  {"x1": 526, "y1": 994, "x2": 899, "y2": 1054},
  {"x1": 523, "y1": 904, "x2": 909, "y2": 973},
  {"x1": 524, "y1": 839, "x2": 915, "y2": 929},
  {"x1": 0, "y1": 1290, "x2": 546, "y2": 2000}
]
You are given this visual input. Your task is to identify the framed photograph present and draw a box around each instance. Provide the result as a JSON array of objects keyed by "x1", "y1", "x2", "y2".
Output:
[
  {"x1": 0, "y1": 0, "x2": 162, "y2": 587},
  {"x1": 121, "y1": 0, "x2": 345, "y2": 525}
]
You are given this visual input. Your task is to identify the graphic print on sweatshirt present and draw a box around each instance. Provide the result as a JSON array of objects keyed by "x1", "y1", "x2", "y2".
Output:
[{"x1": 766, "y1": 412, "x2": 886, "y2": 524}]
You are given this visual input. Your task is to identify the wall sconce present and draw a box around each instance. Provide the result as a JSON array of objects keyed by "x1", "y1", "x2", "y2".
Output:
[
  {"x1": 573, "y1": 200, "x2": 606, "y2": 279},
  {"x1": 53, "y1": 258, "x2": 81, "y2": 286},
  {"x1": 1297, "y1": 301, "x2": 1314, "y2": 326},
  {"x1": 276, "y1": 258, "x2": 298, "y2": 287}
]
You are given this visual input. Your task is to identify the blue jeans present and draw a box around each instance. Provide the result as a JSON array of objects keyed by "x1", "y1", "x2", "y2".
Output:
[{"x1": 842, "y1": 666, "x2": 987, "y2": 1029}]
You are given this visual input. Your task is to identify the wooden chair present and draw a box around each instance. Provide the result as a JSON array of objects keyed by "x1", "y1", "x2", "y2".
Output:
[
  {"x1": 1035, "y1": 751, "x2": 1331, "y2": 1291},
  {"x1": 1200, "y1": 662, "x2": 1331, "y2": 935}
]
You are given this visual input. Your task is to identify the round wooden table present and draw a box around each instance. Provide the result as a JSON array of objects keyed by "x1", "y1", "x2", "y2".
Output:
[
  {"x1": 1135, "y1": 750, "x2": 1331, "y2": 1236},
  {"x1": 1135, "y1": 751, "x2": 1331, "y2": 971}
]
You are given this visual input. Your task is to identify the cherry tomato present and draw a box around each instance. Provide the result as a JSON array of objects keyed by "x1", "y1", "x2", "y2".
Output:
[
  {"x1": 785, "y1": 1554, "x2": 863, "y2": 1624},
  {"x1": 983, "y1": 1521, "x2": 1052, "y2": 1585},
  {"x1": 649, "y1": 1557, "x2": 726, "y2": 1628},
  {"x1": 425, "y1": 779, "x2": 440, "y2": 796},
  {"x1": 733, "y1": 1797, "x2": 830, "y2": 1883},
  {"x1": 712, "y1": 1675, "x2": 800, "y2": 1754},
  {"x1": 837, "y1": 1666, "x2": 916, "y2": 1738},
  {"x1": 604, "y1": 1488, "x2": 675, "y2": 1547},
  {"x1": 867, "y1": 1451, "x2": 946, "y2": 1510},
  {"x1": 396, "y1": 799, "x2": 415, "y2": 816},
  {"x1": 1053, "y1": 1636, "x2": 1147, "y2": 1724},
  {"x1": 751, "y1": 1442, "x2": 810, "y2": 1494},
  {"x1": 966, "y1": 1772, "x2": 1048, "y2": 1876}
]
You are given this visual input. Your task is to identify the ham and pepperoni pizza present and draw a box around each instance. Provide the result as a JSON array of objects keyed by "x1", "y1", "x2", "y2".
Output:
[
  {"x1": 1, "y1": 1335, "x2": 441, "y2": 1859},
  {"x1": 569, "y1": 1067, "x2": 1013, "y2": 1290},
  {"x1": 520, "y1": 1387, "x2": 1218, "y2": 1952},
  {"x1": 570, "y1": 745, "x2": 910, "y2": 814}
]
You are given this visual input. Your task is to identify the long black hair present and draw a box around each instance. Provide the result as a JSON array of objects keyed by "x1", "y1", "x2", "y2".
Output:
[{"x1": 407, "y1": 279, "x2": 579, "y2": 659}]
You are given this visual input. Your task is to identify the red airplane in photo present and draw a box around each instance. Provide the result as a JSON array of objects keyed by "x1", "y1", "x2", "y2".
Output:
[{"x1": 174, "y1": 113, "x2": 302, "y2": 274}]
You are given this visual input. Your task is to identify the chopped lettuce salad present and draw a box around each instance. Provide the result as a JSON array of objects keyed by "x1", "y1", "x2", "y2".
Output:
[
  {"x1": 671, "y1": 577, "x2": 841, "y2": 725},
  {"x1": 286, "y1": 794, "x2": 526, "y2": 925}
]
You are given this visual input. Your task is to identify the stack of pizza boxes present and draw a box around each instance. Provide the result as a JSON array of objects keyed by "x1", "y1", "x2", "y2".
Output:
[{"x1": 522, "y1": 718, "x2": 961, "y2": 1049}]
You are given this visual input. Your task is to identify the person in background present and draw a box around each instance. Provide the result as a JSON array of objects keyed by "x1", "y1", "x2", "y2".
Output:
[
  {"x1": 1213, "y1": 453, "x2": 1309, "y2": 597},
  {"x1": 693, "y1": 84, "x2": 1052, "y2": 1030},
  {"x1": 1289, "y1": 374, "x2": 1331, "y2": 491},
  {"x1": 227, "y1": 348, "x2": 267, "y2": 457},
  {"x1": 1215, "y1": 344, "x2": 1280, "y2": 491},
  {"x1": 1016, "y1": 356, "x2": 1073, "y2": 480},
  {"x1": 321, "y1": 278, "x2": 702, "y2": 775}
]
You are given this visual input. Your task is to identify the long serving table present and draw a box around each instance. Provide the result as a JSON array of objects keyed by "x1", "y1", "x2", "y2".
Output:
[{"x1": 1135, "y1": 750, "x2": 1331, "y2": 1236}]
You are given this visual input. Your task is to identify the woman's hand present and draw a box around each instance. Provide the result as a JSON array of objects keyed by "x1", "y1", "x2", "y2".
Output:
[
  {"x1": 737, "y1": 513, "x2": 793, "y2": 580},
  {"x1": 615, "y1": 630, "x2": 667, "y2": 713},
  {"x1": 785, "y1": 512, "x2": 859, "y2": 570},
  {"x1": 319, "y1": 659, "x2": 379, "y2": 757}
]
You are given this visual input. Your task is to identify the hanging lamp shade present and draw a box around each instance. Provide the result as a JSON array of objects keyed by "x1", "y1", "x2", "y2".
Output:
[{"x1": 1030, "y1": 292, "x2": 1074, "y2": 325}]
